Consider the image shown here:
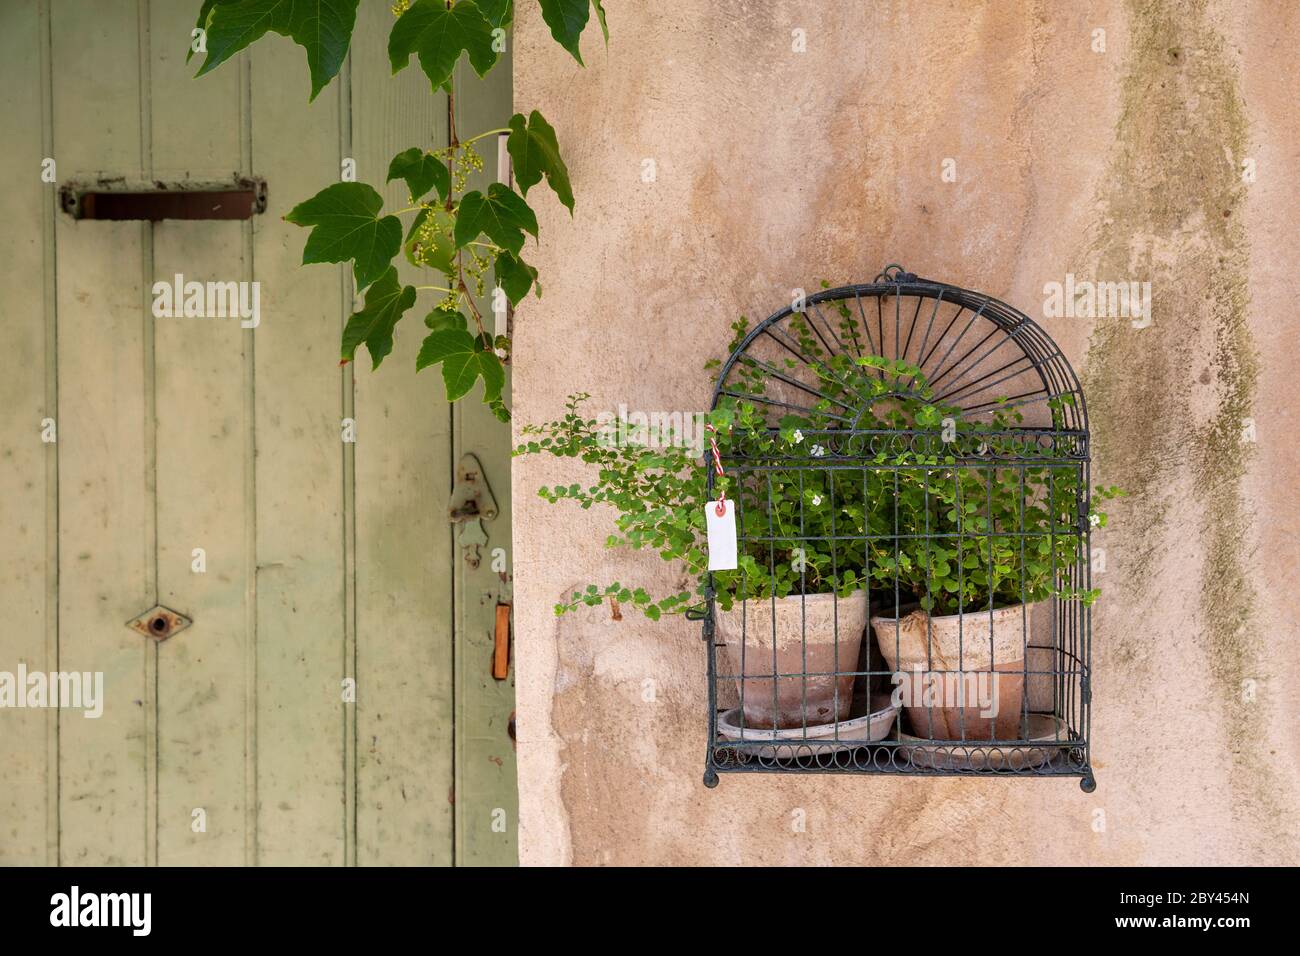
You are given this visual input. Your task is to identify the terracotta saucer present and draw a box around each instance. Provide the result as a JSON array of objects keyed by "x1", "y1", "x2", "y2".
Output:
[
  {"x1": 896, "y1": 713, "x2": 1073, "y2": 770},
  {"x1": 716, "y1": 698, "x2": 900, "y2": 760}
]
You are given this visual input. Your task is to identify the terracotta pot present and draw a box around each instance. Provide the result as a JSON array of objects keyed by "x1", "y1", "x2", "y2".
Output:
[
  {"x1": 716, "y1": 590, "x2": 867, "y2": 729},
  {"x1": 870, "y1": 602, "x2": 1034, "y2": 740}
]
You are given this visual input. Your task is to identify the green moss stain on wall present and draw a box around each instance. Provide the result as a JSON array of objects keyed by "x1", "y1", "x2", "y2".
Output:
[{"x1": 1083, "y1": 0, "x2": 1272, "y2": 835}]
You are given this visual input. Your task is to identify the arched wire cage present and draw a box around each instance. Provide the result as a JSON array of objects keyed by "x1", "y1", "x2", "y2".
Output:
[{"x1": 700, "y1": 266, "x2": 1096, "y2": 790}]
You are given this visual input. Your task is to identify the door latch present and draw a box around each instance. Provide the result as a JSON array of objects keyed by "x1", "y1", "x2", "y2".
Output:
[{"x1": 449, "y1": 453, "x2": 498, "y2": 568}]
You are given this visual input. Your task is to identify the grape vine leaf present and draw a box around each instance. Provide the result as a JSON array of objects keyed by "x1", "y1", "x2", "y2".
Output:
[
  {"x1": 506, "y1": 110, "x2": 574, "y2": 213},
  {"x1": 417, "y1": 328, "x2": 505, "y2": 402},
  {"x1": 538, "y1": 0, "x2": 592, "y2": 64},
  {"x1": 193, "y1": 0, "x2": 360, "y2": 101},
  {"x1": 188, "y1": 0, "x2": 225, "y2": 59},
  {"x1": 389, "y1": 0, "x2": 498, "y2": 92},
  {"x1": 495, "y1": 251, "x2": 538, "y2": 305},
  {"x1": 476, "y1": 0, "x2": 514, "y2": 28},
  {"x1": 453, "y1": 183, "x2": 538, "y2": 255},
  {"x1": 424, "y1": 306, "x2": 469, "y2": 332},
  {"x1": 340, "y1": 266, "x2": 416, "y2": 369},
  {"x1": 387, "y1": 147, "x2": 450, "y2": 203},
  {"x1": 284, "y1": 182, "x2": 402, "y2": 292},
  {"x1": 404, "y1": 206, "x2": 456, "y2": 276}
]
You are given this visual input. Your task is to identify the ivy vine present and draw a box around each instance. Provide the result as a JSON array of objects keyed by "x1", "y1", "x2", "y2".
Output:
[{"x1": 190, "y1": 0, "x2": 606, "y2": 420}]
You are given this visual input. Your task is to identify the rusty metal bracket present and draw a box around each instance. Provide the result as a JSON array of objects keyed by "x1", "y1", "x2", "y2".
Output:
[
  {"x1": 60, "y1": 175, "x2": 267, "y2": 221},
  {"x1": 127, "y1": 605, "x2": 192, "y2": 642},
  {"x1": 450, "y1": 453, "x2": 499, "y2": 568},
  {"x1": 448, "y1": 453, "x2": 498, "y2": 524},
  {"x1": 458, "y1": 518, "x2": 488, "y2": 569}
]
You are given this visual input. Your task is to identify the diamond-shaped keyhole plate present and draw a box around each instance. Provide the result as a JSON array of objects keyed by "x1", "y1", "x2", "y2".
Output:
[{"x1": 127, "y1": 605, "x2": 192, "y2": 642}]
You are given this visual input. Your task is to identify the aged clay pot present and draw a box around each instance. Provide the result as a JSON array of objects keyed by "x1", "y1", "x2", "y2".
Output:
[
  {"x1": 715, "y1": 590, "x2": 867, "y2": 729},
  {"x1": 870, "y1": 602, "x2": 1034, "y2": 740}
]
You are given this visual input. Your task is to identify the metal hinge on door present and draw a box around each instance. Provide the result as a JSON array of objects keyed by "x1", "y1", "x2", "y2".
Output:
[{"x1": 449, "y1": 453, "x2": 498, "y2": 568}]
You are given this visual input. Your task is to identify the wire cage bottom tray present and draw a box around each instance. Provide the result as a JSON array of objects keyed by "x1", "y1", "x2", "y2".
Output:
[{"x1": 707, "y1": 711, "x2": 1093, "y2": 790}]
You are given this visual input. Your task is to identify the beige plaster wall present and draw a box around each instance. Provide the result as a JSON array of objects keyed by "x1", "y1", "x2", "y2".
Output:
[{"x1": 511, "y1": 0, "x2": 1300, "y2": 865}]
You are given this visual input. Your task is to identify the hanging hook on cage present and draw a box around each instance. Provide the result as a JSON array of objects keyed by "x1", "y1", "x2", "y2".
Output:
[{"x1": 874, "y1": 263, "x2": 918, "y2": 284}]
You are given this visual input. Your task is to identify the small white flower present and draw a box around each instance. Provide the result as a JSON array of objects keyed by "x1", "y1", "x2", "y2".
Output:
[
  {"x1": 1089, "y1": 513, "x2": 1101, "y2": 527},
  {"x1": 791, "y1": 429, "x2": 804, "y2": 444},
  {"x1": 810, "y1": 443, "x2": 826, "y2": 457},
  {"x1": 811, "y1": 494, "x2": 822, "y2": 506}
]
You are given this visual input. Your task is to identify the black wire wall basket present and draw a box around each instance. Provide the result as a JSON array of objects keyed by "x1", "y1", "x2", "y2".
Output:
[{"x1": 700, "y1": 265, "x2": 1096, "y2": 791}]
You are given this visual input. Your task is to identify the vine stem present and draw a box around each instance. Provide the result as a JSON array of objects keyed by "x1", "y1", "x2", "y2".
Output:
[
  {"x1": 462, "y1": 127, "x2": 510, "y2": 146},
  {"x1": 438, "y1": 2, "x2": 493, "y2": 350},
  {"x1": 445, "y1": 58, "x2": 490, "y2": 344},
  {"x1": 458, "y1": 278, "x2": 488, "y2": 335}
]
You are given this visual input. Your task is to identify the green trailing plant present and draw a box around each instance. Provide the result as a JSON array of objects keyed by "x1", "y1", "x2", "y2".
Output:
[
  {"x1": 517, "y1": 314, "x2": 1121, "y2": 620},
  {"x1": 515, "y1": 393, "x2": 869, "y2": 618},
  {"x1": 840, "y1": 361, "x2": 1122, "y2": 615},
  {"x1": 190, "y1": 0, "x2": 607, "y2": 420},
  {"x1": 741, "y1": 309, "x2": 1124, "y2": 615}
]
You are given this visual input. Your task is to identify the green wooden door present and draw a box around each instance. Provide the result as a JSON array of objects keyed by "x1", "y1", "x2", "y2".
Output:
[{"x1": 0, "y1": 0, "x2": 516, "y2": 867}]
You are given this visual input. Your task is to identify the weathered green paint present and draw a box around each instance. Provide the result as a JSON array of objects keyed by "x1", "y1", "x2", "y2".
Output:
[
  {"x1": 453, "y1": 46, "x2": 520, "y2": 869},
  {"x1": 151, "y1": 0, "x2": 250, "y2": 868},
  {"x1": 0, "y1": 0, "x2": 55, "y2": 866},
  {"x1": 0, "y1": 0, "x2": 515, "y2": 867},
  {"x1": 350, "y1": 1, "x2": 457, "y2": 867},
  {"x1": 49, "y1": 0, "x2": 153, "y2": 866}
]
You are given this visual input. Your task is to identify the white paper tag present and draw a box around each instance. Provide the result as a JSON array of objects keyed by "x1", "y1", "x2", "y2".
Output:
[{"x1": 705, "y1": 500, "x2": 738, "y2": 570}]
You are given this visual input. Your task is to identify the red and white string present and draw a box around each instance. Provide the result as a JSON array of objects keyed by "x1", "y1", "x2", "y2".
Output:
[{"x1": 705, "y1": 424, "x2": 726, "y2": 516}]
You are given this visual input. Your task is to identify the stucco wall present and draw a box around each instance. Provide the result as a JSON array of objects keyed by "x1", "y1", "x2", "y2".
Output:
[{"x1": 511, "y1": 0, "x2": 1300, "y2": 865}]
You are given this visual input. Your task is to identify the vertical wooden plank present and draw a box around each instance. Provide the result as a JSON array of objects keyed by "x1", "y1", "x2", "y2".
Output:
[
  {"x1": 251, "y1": 33, "x2": 347, "y2": 866},
  {"x1": 339, "y1": 50, "x2": 358, "y2": 871},
  {"x1": 349, "y1": 3, "x2": 456, "y2": 866},
  {"x1": 136, "y1": 0, "x2": 160, "y2": 873},
  {"x1": 49, "y1": 0, "x2": 150, "y2": 866},
  {"x1": 148, "y1": 0, "x2": 248, "y2": 866},
  {"x1": 453, "y1": 36, "x2": 518, "y2": 867},
  {"x1": 38, "y1": 0, "x2": 62, "y2": 866},
  {"x1": 0, "y1": 0, "x2": 55, "y2": 866}
]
